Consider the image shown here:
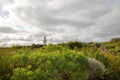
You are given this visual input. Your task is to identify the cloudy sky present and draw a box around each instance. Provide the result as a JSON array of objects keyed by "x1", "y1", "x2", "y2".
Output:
[{"x1": 0, "y1": 0, "x2": 120, "y2": 46}]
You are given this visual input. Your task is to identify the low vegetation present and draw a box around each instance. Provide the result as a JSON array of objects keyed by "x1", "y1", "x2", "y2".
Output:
[{"x1": 0, "y1": 38, "x2": 120, "y2": 80}]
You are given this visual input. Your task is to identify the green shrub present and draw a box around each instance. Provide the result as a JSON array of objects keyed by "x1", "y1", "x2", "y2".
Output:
[
  {"x1": 12, "y1": 66, "x2": 34, "y2": 80},
  {"x1": 12, "y1": 51, "x2": 89, "y2": 80},
  {"x1": 96, "y1": 53, "x2": 120, "y2": 80},
  {"x1": 43, "y1": 44, "x2": 67, "y2": 52}
]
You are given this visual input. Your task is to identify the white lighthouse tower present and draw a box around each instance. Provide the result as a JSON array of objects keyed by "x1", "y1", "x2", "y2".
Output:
[{"x1": 43, "y1": 36, "x2": 47, "y2": 45}]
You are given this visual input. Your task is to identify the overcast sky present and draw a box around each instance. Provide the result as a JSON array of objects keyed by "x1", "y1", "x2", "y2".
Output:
[{"x1": 0, "y1": 0, "x2": 120, "y2": 46}]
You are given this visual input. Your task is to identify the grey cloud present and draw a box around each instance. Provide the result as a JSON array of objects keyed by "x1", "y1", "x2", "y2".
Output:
[
  {"x1": 33, "y1": 32, "x2": 49, "y2": 38},
  {"x1": 94, "y1": 6, "x2": 120, "y2": 39},
  {"x1": 21, "y1": 32, "x2": 49, "y2": 43},
  {"x1": 55, "y1": 0, "x2": 110, "y2": 15},
  {"x1": 11, "y1": 0, "x2": 120, "y2": 42},
  {"x1": 0, "y1": 27, "x2": 17, "y2": 33},
  {"x1": 0, "y1": 30, "x2": 49, "y2": 45},
  {"x1": 40, "y1": 16, "x2": 94, "y2": 27},
  {"x1": 0, "y1": 0, "x2": 120, "y2": 47},
  {"x1": 13, "y1": 0, "x2": 108, "y2": 31}
]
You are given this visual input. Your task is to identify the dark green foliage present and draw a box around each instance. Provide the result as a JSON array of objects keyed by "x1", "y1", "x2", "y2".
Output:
[
  {"x1": 61, "y1": 41, "x2": 83, "y2": 50},
  {"x1": 110, "y1": 37, "x2": 120, "y2": 42}
]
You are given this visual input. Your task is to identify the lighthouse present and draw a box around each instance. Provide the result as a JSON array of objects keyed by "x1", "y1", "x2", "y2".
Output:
[{"x1": 43, "y1": 36, "x2": 47, "y2": 45}]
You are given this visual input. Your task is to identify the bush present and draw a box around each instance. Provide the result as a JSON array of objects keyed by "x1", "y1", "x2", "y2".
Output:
[
  {"x1": 43, "y1": 44, "x2": 67, "y2": 52},
  {"x1": 11, "y1": 48, "x2": 89, "y2": 80},
  {"x1": 12, "y1": 66, "x2": 34, "y2": 80},
  {"x1": 96, "y1": 53, "x2": 120, "y2": 80},
  {"x1": 88, "y1": 58, "x2": 106, "y2": 80}
]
